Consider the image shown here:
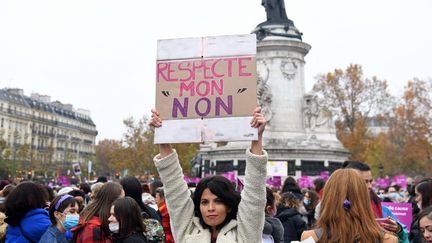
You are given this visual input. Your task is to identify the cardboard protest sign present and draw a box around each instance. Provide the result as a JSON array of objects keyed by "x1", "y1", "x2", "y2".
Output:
[
  {"x1": 155, "y1": 34, "x2": 257, "y2": 144},
  {"x1": 72, "y1": 163, "x2": 81, "y2": 175}
]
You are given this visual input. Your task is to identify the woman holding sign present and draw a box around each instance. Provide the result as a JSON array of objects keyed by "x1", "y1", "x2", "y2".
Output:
[{"x1": 150, "y1": 107, "x2": 267, "y2": 243}]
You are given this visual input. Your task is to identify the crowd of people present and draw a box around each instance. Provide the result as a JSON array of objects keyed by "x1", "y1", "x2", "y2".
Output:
[{"x1": 0, "y1": 107, "x2": 430, "y2": 243}]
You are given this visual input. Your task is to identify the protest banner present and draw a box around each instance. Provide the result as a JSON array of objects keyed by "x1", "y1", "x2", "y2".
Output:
[
  {"x1": 155, "y1": 34, "x2": 257, "y2": 143},
  {"x1": 382, "y1": 202, "x2": 412, "y2": 232},
  {"x1": 267, "y1": 161, "x2": 288, "y2": 177}
]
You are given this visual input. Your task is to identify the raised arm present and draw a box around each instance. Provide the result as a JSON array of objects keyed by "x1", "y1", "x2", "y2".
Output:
[
  {"x1": 150, "y1": 109, "x2": 194, "y2": 242},
  {"x1": 236, "y1": 107, "x2": 268, "y2": 242}
]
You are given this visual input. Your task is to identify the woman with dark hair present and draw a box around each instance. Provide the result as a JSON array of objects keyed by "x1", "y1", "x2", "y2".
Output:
[
  {"x1": 263, "y1": 187, "x2": 284, "y2": 243},
  {"x1": 281, "y1": 177, "x2": 298, "y2": 193},
  {"x1": 119, "y1": 176, "x2": 161, "y2": 221},
  {"x1": 150, "y1": 107, "x2": 268, "y2": 242},
  {"x1": 410, "y1": 178, "x2": 432, "y2": 242},
  {"x1": 108, "y1": 197, "x2": 148, "y2": 243},
  {"x1": 303, "y1": 189, "x2": 319, "y2": 228},
  {"x1": 39, "y1": 195, "x2": 79, "y2": 243},
  {"x1": 301, "y1": 169, "x2": 397, "y2": 243},
  {"x1": 4, "y1": 182, "x2": 51, "y2": 242},
  {"x1": 418, "y1": 205, "x2": 432, "y2": 243},
  {"x1": 72, "y1": 182, "x2": 124, "y2": 243},
  {"x1": 120, "y1": 176, "x2": 164, "y2": 242}
]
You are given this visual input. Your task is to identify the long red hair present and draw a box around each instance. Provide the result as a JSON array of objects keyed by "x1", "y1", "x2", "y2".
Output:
[{"x1": 316, "y1": 169, "x2": 386, "y2": 243}]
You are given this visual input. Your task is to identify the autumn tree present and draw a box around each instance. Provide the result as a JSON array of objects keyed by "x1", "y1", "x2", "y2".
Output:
[
  {"x1": 313, "y1": 64, "x2": 394, "y2": 161},
  {"x1": 386, "y1": 78, "x2": 432, "y2": 175},
  {"x1": 95, "y1": 139, "x2": 123, "y2": 175}
]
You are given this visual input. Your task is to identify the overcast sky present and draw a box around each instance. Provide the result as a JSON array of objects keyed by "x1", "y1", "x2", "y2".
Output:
[{"x1": 0, "y1": 0, "x2": 431, "y2": 141}]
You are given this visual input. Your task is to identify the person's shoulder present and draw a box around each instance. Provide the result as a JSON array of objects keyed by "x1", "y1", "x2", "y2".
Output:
[
  {"x1": 123, "y1": 233, "x2": 148, "y2": 243},
  {"x1": 39, "y1": 226, "x2": 57, "y2": 242},
  {"x1": 383, "y1": 232, "x2": 398, "y2": 243},
  {"x1": 301, "y1": 230, "x2": 318, "y2": 241}
]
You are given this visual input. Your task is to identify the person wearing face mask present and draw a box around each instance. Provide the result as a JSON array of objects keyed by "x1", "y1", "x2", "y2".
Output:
[
  {"x1": 409, "y1": 178, "x2": 432, "y2": 243},
  {"x1": 39, "y1": 195, "x2": 80, "y2": 243},
  {"x1": 72, "y1": 182, "x2": 125, "y2": 243},
  {"x1": 303, "y1": 190, "x2": 319, "y2": 228},
  {"x1": 108, "y1": 197, "x2": 148, "y2": 243}
]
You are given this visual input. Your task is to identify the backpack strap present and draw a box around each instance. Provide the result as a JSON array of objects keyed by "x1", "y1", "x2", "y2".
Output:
[{"x1": 314, "y1": 228, "x2": 322, "y2": 239}]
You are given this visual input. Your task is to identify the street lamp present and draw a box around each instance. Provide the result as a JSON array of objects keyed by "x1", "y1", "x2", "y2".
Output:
[
  {"x1": 12, "y1": 130, "x2": 19, "y2": 180},
  {"x1": 378, "y1": 164, "x2": 384, "y2": 177}
]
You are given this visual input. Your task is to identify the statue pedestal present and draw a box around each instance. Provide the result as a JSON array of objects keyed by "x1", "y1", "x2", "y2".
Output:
[{"x1": 192, "y1": 25, "x2": 349, "y2": 180}]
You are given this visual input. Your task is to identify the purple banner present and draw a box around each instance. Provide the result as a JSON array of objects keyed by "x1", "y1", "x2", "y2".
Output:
[
  {"x1": 221, "y1": 171, "x2": 236, "y2": 182},
  {"x1": 392, "y1": 175, "x2": 408, "y2": 188},
  {"x1": 319, "y1": 171, "x2": 330, "y2": 181},
  {"x1": 374, "y1": 177, "x2": 391, "y2": 189},
  {"x1": 190, "y1": 177, "x2": 201, "y2": 184},
  {"x1": 57, "y1": 176, "x2": 70, "y2": 187},
  {"x1": 236, "y1": 178, "x2": 244, "y2": 192},
  {"x1": 298, "y1": 176, "x2": 314, "y2": 189},
  {"x1": 273, "y1": 176, "x2": 282, "y2": 188},
  {"x1": 382, "y1": 202, "x2": 412, "y2": 232}
]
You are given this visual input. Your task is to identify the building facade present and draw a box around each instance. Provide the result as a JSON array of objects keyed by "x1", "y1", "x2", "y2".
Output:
[{"x1": 0, "y1": 88, "x2": 97, "y2": 177}]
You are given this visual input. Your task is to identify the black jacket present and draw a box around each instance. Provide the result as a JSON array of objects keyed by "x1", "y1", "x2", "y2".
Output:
[
  {"x1": 263, "y1": 215, "x2": 284, "y2": 243},
  {"x1": 113, "y1": 232, "x2": 148, "y2": 243},
  {"x1": 276, "y1": 207, "x2": 307, "y2": 243}
]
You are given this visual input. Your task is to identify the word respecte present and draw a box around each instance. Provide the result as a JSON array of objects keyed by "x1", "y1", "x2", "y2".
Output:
[{"x1": 157, "y1": 57, "x2": 253, "y2": 83}]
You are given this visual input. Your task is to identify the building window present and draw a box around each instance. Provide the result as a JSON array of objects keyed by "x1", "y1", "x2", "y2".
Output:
[
  {"x1": 1, "y1": 118, "x2": 3, "y2": 128},
  {"x1": 237, "y1": 160, "x2": 246, "y2": 176},
  {"x1": 215, "y1": 160, "x2": 234, "y2": 173},
  {"x1": 287, "y1": 160, "x2": 296, "y2": 176},
  {"x1": 300, "y1": 160, "x2": 325, "y2": 176}
]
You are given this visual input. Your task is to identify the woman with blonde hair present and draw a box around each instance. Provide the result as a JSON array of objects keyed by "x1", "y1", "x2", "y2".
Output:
[{"x1": 301, "y1": 169, "x2": 397, "y2": 243}]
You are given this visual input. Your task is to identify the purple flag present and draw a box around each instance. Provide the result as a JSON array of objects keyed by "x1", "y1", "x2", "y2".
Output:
[
  {"x1": 392, "y1": 175, "x2": 407, "y2": 188},
  {"x1": 319, "y1": 171, "x2": 330, "y2": 181},
  {"x1": 375, "y1": 177, "x2": 391, "y2": 189},
  {"x1": 221, "y1": 171, "x2": 236, "y2": 182},
  {"x1": 58, "y1": 176, "x2": 70, "y2": 187},
  {"x1": 190, "y1": 177, "x2": 201, "y2": 184},
  {"x1": 272, "y1": 176, "x2": 282, "y2": 188},
  {"x1": 298, "y1": 176, "x2": 314, "y2": 189},
  {"x1": 236, "y1": 178, "x2": 244, "y2": 192}
]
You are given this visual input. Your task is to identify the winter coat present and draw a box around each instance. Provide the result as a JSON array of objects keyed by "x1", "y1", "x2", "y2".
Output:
[
  {"x1": 71, "y1": 216, "x2": 112, "y2": 243},
  {"x1": 263, "y1": 216, "x2": 284, "y2": 243},
  {"x1": 5, "y1": 208, "x2": 51, "y2": 243},
  {"x1": 112, "y1": 232, "x2": 148, "y2": 243},
  {"x1": 154, "y1": 148, "x2": 268, "y2": 243},
  {"x1": 276, "y1": 207, "x2": 307, "y2": 243}
]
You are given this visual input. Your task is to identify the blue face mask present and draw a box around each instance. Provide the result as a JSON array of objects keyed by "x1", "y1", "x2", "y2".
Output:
[
  {"x1": 389, "y1": 192, "x2": 398, "y2": 200},
  {"x1": 62, "y1": 214, "x2": 80, "y2": 231}
]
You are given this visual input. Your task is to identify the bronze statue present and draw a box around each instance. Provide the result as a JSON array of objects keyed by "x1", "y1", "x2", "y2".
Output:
[{"x1": 262, "y1": 0, "x2": 289, "y2": 23}]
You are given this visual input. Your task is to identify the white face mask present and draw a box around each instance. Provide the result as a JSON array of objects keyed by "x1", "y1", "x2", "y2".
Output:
[
  {"x1": 109, "y1": 222, "x2": 119, "y2": 233},
  {"x1": 418, "y1": 202, "x2": 422, "y2": 210}
]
